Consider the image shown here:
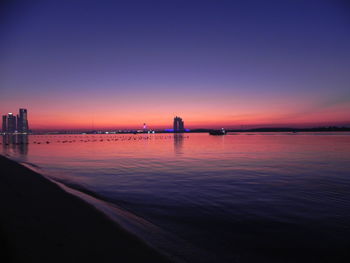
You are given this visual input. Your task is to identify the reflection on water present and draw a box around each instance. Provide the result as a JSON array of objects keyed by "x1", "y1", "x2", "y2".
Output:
[
  {"x1": 173, "y1": 134, "x2": 184, "y2": 155},
  {"x1": 2, "y1": 134, "x2": 28, "y2": 157},
  {"x1": 2, "y1": 132, "x2": 350, "y2": 262}
]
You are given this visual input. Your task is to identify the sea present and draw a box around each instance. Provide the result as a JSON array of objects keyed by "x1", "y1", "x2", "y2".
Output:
[{"x1": 2, "y1": 132, "x2": 350, "y2": 262}]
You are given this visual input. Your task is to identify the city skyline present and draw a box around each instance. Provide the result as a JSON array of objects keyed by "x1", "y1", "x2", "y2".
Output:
[
  {"x1": 1, "y1": 0, "x2": 350, "y2": 130},
  {"x1": 1, "y1": 108, "x2": 29, "y2": 133}
]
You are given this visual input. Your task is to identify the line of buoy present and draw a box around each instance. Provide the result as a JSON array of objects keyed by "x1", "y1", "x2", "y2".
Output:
[{"x1": 1, "y1": 134, "x2": 189, "y2": 145}]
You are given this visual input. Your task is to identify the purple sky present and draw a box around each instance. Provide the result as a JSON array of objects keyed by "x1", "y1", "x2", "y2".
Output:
[{"x1": 1, "y1": 0, "x2": 349, "y2": 129}]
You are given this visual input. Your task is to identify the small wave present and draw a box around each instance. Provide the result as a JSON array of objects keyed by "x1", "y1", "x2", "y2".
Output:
[{"x1": 21, "y1": 161, "x2": 41, "y2": 169}]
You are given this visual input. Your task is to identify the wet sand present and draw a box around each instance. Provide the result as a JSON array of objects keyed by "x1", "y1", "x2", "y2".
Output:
[{"x1": 0, "y1": 155, "x2": 171, "y2": 263}]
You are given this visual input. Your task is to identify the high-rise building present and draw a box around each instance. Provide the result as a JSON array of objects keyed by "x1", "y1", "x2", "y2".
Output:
[
  {"x1": 7, "y1": 113, "x2": 17, "y2": 133},
  {"x1": 173, "y1": 116, "x2": 185, "y2": 132},
  {"x1": 179, "y1": 119, "x2": 184, "y2": 131},
  {"x1": 17, "y1": 114, "x2": 20, "y2": 131},
  {"x1": 2, "y1": 115, "x2": 7, "y2": 133},
  {"x1": 1, "y1": 109, "x2": 29, "y2": 133},
  {"x1": 17, "y1": 108, "x2": 28, "y2": 133}
]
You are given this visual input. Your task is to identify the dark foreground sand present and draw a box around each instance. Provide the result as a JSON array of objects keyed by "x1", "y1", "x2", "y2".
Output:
[{"x1": 0, "y1": 155, "x2": 171, "y2": 263}]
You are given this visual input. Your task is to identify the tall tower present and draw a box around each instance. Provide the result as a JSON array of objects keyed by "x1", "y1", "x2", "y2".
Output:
[
  {"x1": 173, "y1": 117, "x2": 179, "y2": 131},
  {"x1": 2, "y1": 115, "x2": 7, "y2": 133},
  {"x1": 179, "y1": 119, "x2": 184, "y2": 131},
  {"x1": 7, "y1": 113, "x2": 17, "y2": 133},
  {"x1": 18, "y1": 108, "x2": 28, "y2": 133},
  {"x1": 173, "y1": 116, "x2": 185, "y2": 133}
]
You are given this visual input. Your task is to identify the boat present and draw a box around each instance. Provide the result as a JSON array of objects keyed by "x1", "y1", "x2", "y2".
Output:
[{"x1": 209, "y1": 128, "x2": 227, "y2": 135}]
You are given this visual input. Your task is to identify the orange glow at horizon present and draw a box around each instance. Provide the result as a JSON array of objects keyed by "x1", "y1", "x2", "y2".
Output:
[
  {"x1": 19, "y1": 105, "x2": 350, "y2": 130},
  {"x1": 1, "y1": 90, "x2": 350, "y2": 130}
]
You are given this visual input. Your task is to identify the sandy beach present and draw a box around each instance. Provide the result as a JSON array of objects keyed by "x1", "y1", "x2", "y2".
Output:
[{"x1": 0, "y1": 155, "x2": 171, "y2": 263}]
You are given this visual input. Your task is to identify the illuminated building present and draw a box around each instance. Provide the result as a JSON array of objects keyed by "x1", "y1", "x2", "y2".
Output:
[
  {"x1": 1, "y1": 109, "x2": 29, "y2": 133},
  {"x1": 173, "y1": 116, "x2": 185, "y2": 133},
  {"x1": 7, "y1": 113, "x2": 17, "y2": 133}
]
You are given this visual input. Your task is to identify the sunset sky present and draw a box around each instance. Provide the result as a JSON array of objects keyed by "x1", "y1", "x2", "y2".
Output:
[{"x1": 1, "y1": 0, "x2": 349, "y2": 130}]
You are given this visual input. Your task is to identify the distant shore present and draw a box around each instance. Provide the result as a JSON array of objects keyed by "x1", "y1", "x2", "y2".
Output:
[
  {"x1": 2, "y1": 126, "x2": 349, "y2": 135},
  {"x1": 0, "y1": 155, "x2": 171, "y2": 263}
]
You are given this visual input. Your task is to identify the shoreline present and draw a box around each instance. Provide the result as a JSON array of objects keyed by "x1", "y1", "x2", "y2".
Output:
[{"x1": 0, "y1": 155, "x2": 171, "y2": 263}]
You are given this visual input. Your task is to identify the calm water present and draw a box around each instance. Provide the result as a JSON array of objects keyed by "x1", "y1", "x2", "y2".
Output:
[{"x1": 2, "y1": 133, "x2": 350, "y2": 262}]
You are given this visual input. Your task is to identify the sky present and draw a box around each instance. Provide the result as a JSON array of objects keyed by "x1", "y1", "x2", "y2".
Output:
[{"x1": 1, "y1": 0, "x2": 349, "y2": 130}]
